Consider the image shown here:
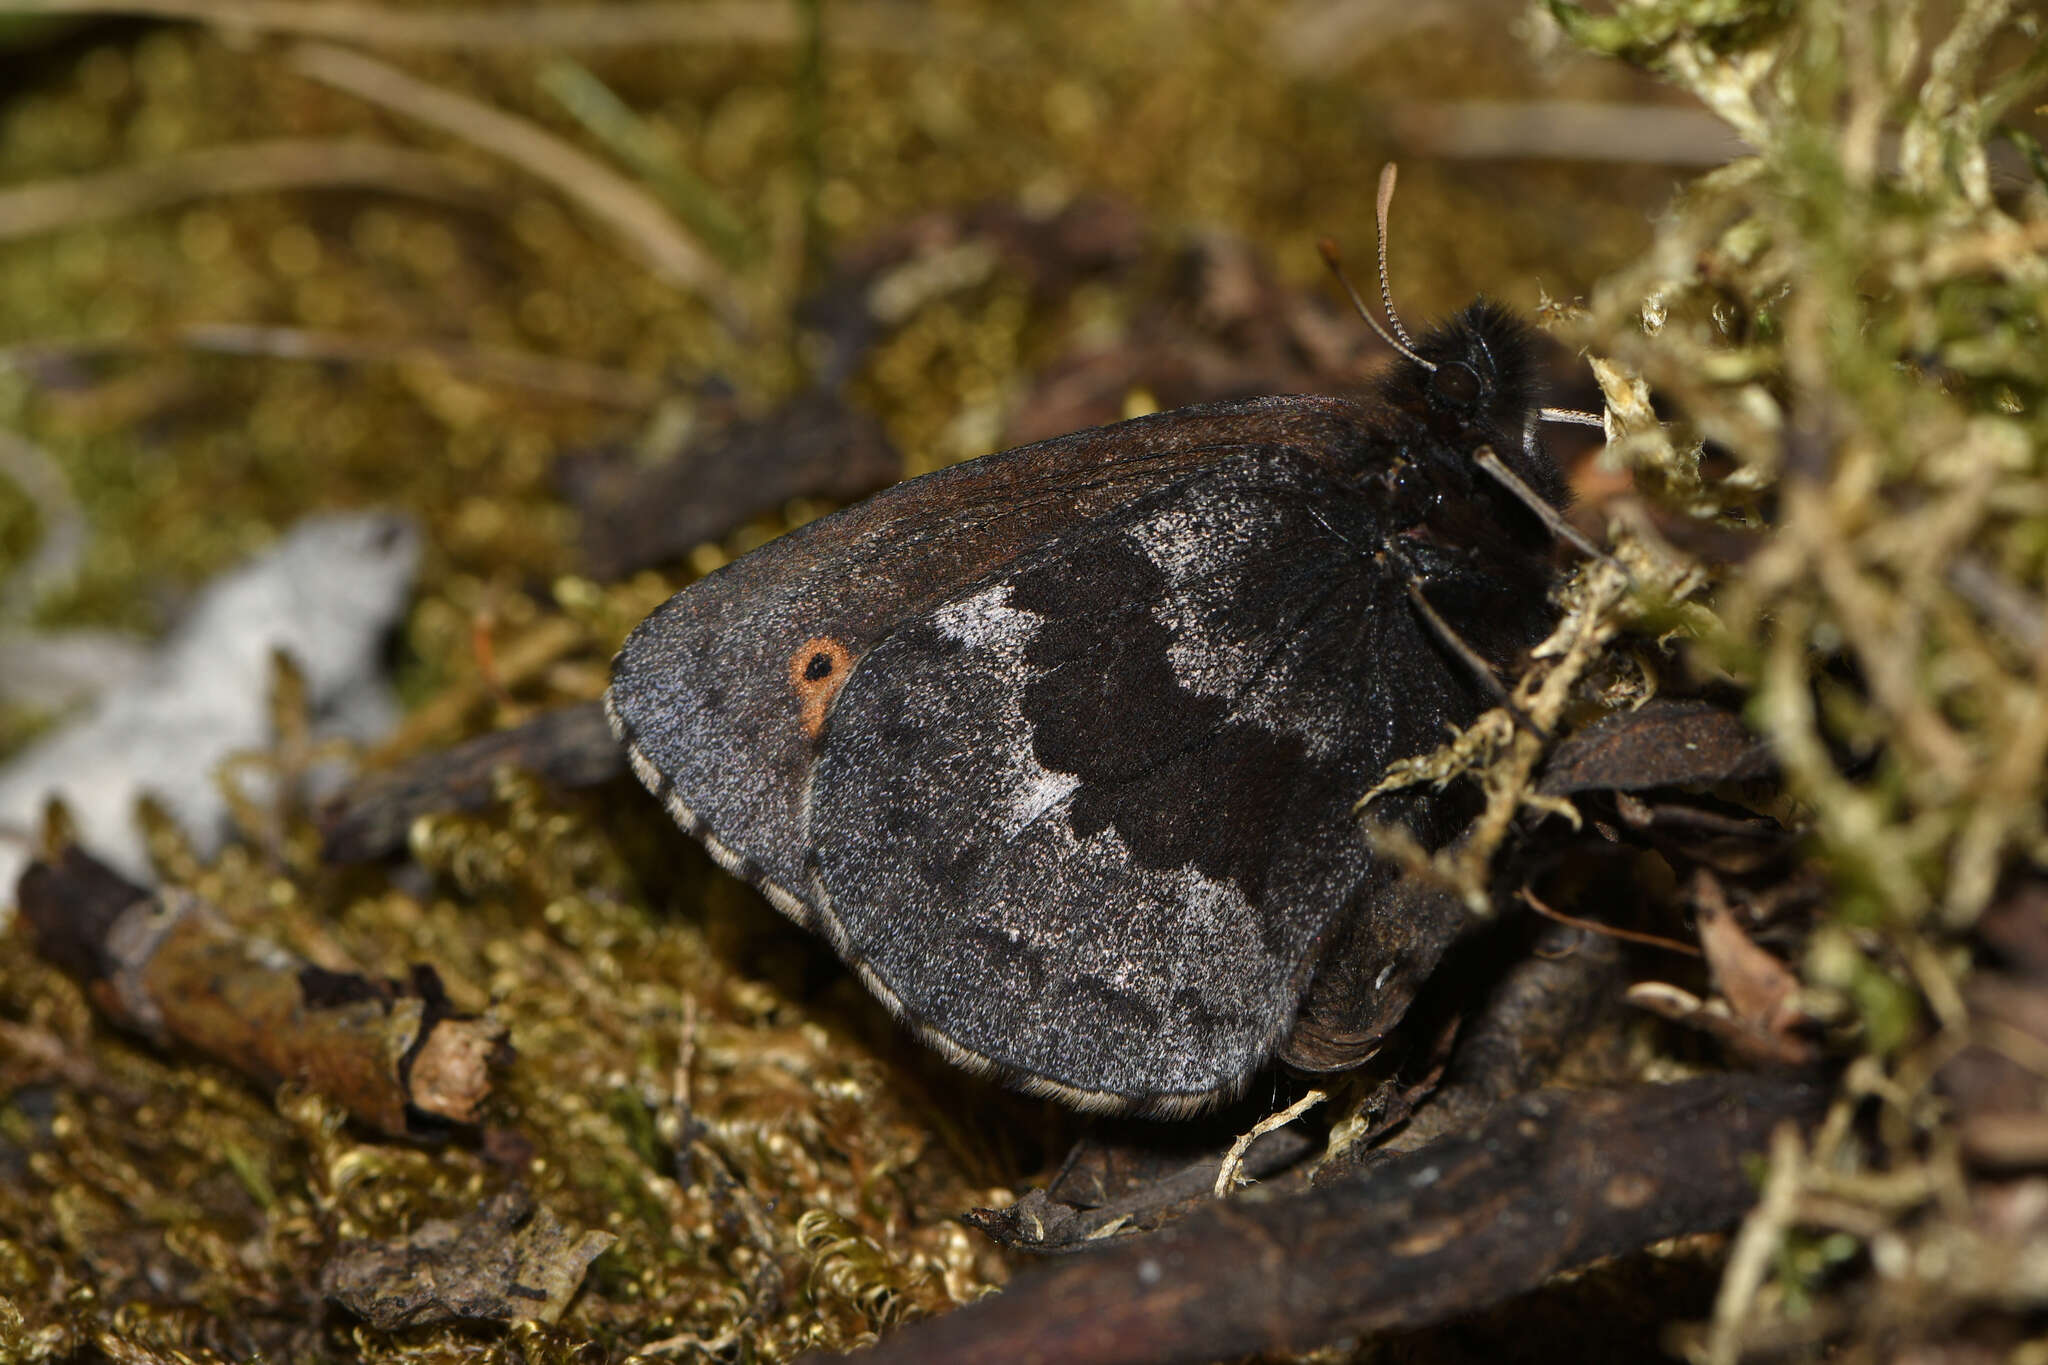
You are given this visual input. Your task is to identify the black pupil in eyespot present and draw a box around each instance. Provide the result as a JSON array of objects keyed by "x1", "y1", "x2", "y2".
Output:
[
  {"x1": 1435, "y1": 363, "x2": 1481, "y2": 405},
  {"x1": 805, "y1": 652, "x2": 835, "y2": 681}
]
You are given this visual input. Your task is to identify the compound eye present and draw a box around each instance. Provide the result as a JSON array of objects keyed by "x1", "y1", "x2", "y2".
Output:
[{"x1": 1433, "y1": 361, "x2": 1483, "y2": 407}]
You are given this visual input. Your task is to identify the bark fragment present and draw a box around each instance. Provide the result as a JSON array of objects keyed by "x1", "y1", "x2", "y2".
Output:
[
  {"x1": 318, "y1": 700, "x2": 624, "y2": 863},
  {"x1": 1538, "y1": 699, "x2": 1772, "y2": 798},
  {"x1": 562, "y1": 391, "x2": 901, "y2": 581},
  {"x1": 16, "y1": 846, "x2": 509, "y2": 1136},
  {"x1": 816, "y1": 1074, "x2": 1825, "y2": 1365},
  {"x1": 320, "y1": 1187, "x2": 615, "y2": 1329}
]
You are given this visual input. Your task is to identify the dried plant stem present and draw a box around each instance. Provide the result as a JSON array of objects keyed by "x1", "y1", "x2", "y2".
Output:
[
  {"x1": 1391, "y1": 100, "x2": 1752, "y2": 166},
  {"x1": 1358, "y1": 546, "x2": 1685, "y2": 915},
  {"x1": 1214, "y1": 1089, "x2": 1326, "y2": 1198},
  {"x1": 0, "y1": 139, "x2": 491, "y2": 241},
  {"x1": 4, "y1": 325, "x2": 663, "y2": 408},
  {"x1": 368, "y1": 615, "x2": 587, "y2": 764},
  {"x1": 288, "y1": 42, "x2": 750, "y2": 331},
  {"x1": 0, "y1": 0, "x2": 948, "y2": 50},
  {"x1": 1702, "y1": 1123, "x2": 1807, "y2": 1365},
  {"x1": 1458, "y1": 559, "x2": 1641, "y2": 871},
  {"x1": 1519, "y1": 886, "x2": 1702, "y2": 958}
]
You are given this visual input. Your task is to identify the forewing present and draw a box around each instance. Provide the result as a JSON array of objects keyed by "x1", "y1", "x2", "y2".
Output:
[
  {"x1": 807, "y1": 453, "x2": 1478, "y2": 1110},
  {"x1": 607, "y1": 395, "x2": 1373, "y2": 926}
]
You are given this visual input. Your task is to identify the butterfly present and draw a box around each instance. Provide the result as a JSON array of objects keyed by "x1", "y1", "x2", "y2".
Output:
[{"x1": 607, "y1": 168, "x2": 1585, "y2": 1116}]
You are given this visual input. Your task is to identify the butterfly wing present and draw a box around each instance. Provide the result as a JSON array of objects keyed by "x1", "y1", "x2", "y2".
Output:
[
  {"x1": 608, "y1": 394, "x2": 1372, "y2": 920},
  {"x1": 608, "y1": 394, "x2": 1486, "y2": 1112},
  {"x1": 807, "y1": 447, "x2": 1489, "y2": 1111},
  {"x1": 611, "y1": 295, "x2": 1569, "y2": 1113}
]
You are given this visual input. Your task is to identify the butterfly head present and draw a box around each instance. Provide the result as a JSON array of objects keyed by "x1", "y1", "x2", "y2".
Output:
[
  {"x1": 1381, "y1": 299, "x2": 1535, "y2": 439},
  {"x1": 1331, "y1": 164, "x2": 1555, "y2": 503},
  {"x1": 1372, "y1": 298, "x2": 1567, "y2": 515}
]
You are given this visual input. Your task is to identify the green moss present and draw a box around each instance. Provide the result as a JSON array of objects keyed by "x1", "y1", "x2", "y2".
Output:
[{"x1": 0, "y1": 0, "x2": 2043, "y2": 1360}]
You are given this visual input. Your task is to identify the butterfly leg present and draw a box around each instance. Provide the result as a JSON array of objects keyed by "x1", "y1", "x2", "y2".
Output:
[
  {"x1": 1384, "y1": 540, "x2": 1548, "y2": 739},
  {"x1": 1492, "y1": 428, "x2": 1613, "y2": 565}
]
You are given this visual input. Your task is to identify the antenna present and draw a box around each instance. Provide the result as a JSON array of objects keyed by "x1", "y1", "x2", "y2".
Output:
[
  {"x1": 1375, "y1": 163, "x2": 1423, "y2": 354},
  {"x1": 1538, "y1": 407, "x2": 1605, "y2": 428},
  {"x1": 1317, "y1": 238, "x2": 1433, "y2": 370}
]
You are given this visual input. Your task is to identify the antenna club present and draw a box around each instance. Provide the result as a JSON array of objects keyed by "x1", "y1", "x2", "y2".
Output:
[{"x1": 1373, "y1": 161, "x2": 1420, "y2": 351}]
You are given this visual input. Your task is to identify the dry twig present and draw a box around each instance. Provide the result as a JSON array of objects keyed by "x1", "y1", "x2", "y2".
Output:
[
  {"x1": 0, "y1": 139, "x2": 492, "y2": 241},
  {"x1": 0, "y1": 0, "x2": 953, "y2": 50}
]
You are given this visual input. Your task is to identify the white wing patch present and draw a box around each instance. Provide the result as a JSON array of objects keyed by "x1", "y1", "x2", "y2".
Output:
[
  {"x1": 933, "y1": 582, "x2": 1032, "y2": 651},
  {"x1": 930, "y1": 583, "x2": 1087, "y2": 840},
  {"x1": 1127, "y1": 480, "x2": 1356, "y2": 759}
]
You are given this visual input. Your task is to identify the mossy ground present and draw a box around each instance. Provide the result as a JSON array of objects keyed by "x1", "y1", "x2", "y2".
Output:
[{"x1": 0, "y1": 1, "x2": 2043, "y2": 1361}]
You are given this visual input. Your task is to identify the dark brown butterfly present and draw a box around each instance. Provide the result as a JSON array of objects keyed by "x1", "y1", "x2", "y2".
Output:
[{"x1": 608, "y1": 167, "x2": 1585, "y2": 1115}]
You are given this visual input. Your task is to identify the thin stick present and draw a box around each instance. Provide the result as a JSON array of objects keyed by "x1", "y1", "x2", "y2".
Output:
[
  {"x1": 189, "y1": 324, "x2": 662, "y2": 405},
  {"x1": 1706, "y1": 1125, "x2": 1806, "y2": 1365},
  {"x1": 0, "y1": 139, "x2": 489, "y2": 241},
  {"x1": 1519, "y1": 886, "x2": 1703, "y2": 958},
  {"x1": 0, "y1": 0, "x2": 950, "y2": 50},
  {"x1": 1214, "y1": 1089, "x2": 1326, "y2": 1198},
  {"x1": 1374, "y1": 163, "x2": 1422, "y2": 352},
  {"x1": 1390, "y1": 99, "x2": 1751, "y2": 166},
  {"x1": 2, "y1": 325, "x2": 663, "y2": 408},
  {"x1": 288, "y1": 42, "x2": 750, "y2": 332},
  {"x1": 1473, "y1": 445, "x2": 1611, "y2": 563}
]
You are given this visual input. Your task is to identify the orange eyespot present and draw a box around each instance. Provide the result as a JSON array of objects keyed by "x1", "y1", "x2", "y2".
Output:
[{"x1": 789, "y1": 636, "x2": 852, "y2": 738}]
